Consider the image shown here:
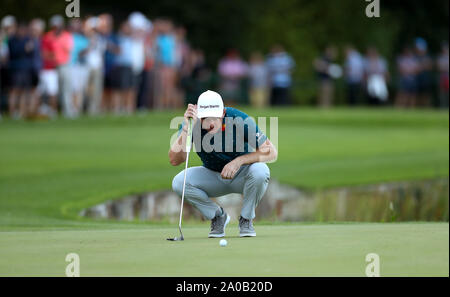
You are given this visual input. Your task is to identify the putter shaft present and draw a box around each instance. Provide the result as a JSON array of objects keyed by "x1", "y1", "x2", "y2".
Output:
[{"x1": 170, "y1": 118, "x2": 192, "y2": 241}]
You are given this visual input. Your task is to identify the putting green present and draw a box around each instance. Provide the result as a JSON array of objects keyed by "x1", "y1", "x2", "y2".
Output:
[{"x1": 0, "y1": 222, "x2": 448, "y2": 276}]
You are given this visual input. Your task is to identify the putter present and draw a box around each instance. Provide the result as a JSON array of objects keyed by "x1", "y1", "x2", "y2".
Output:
[{"x1": 167, "y1": 117, "x2": 193, "y2": 241}]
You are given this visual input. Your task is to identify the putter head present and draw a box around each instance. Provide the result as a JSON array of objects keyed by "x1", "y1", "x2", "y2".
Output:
[{"x1": 166, "y1": 236, "x2": 184, "y2": 241}]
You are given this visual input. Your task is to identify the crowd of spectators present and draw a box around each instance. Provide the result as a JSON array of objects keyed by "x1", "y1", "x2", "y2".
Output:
[
  {"x1": 315, "y1": 39, "x2": 449, "y2": 108},
  {"x1": 0, "y1": 12, "x2": 448, "y2": 120},
  {"x1": 0, "y1": 13, "x2": 204, "y2": 119},
  {"x1": 216, "y1": 45, "x2": 295, "y2": 107}
]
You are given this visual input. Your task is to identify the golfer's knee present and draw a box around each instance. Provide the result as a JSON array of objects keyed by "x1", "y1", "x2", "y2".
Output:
[
  {"x1": 247, "y1": 163, "x2": 270, "y2": 185},
  {"x1": 172, "y1": 171, "x2": 185, "y2": 195}
]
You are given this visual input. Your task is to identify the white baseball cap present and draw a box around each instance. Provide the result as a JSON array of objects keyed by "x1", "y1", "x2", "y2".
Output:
[
  {"x1": 1, "y1": 15, "x2": 16, "y2": 28},
  {"x1": 197, "y1": 90, "x2": 224, "y2": 118},
  {"x1": 49, "y1": 15, "x2": 64, "y2": 28}
]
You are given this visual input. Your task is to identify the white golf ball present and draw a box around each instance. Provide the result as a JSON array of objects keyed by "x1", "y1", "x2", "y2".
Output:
[{"x1": 219, "y1": 239, "x2": 227, "y2": 247}]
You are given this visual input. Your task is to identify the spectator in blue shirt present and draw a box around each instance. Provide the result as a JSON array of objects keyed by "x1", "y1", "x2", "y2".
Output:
[
  {"x1": 266, "y1": 44, "x2": 295, "y2": 105},
  {"x1": 7, "y1": 23, "x2": 34, "y2": 118},
  {"x1": 28, "y1": 18, "x2": 45, "y2": 116}
]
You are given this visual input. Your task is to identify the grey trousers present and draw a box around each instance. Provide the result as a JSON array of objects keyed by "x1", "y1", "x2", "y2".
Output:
[
  {"x1": 87, "y1": 68, "x2": 104, "y2": 115},
  {"x1": 172, "y1": 163, "x2": 270, "y2": 220},
  {"x1": 58, "y1": 65, "x2": 74, "y2": 117}
]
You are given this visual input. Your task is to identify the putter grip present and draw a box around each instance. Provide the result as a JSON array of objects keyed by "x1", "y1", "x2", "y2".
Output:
[{"x1": 186, "y1": 118, "x2": 193, "y2": 152}]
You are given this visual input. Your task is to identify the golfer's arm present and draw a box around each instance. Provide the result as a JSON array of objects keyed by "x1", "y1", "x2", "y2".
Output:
[
  {"x1": 235, "y1": 139, "x2": 278, "y2": 165},
  {"x1": 168, "y1": 131, "x2": 187, "y2": 166}
]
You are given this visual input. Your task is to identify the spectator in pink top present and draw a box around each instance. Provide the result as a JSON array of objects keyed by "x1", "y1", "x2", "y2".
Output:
[
  {"x1": 38, "y1": 15, "x2": 73, "y2": 117},
  {"x1": 218, "y1": 49, "x2": 248, "y2": 104}
]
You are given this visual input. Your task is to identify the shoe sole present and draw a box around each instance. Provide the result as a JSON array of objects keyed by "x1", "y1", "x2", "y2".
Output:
[
  {"x1": 239, "y1": 232, "x2": 256, "y2": 237},
  {"x1": 208, "y1": 214, "x2": 230, "y2": 238}
]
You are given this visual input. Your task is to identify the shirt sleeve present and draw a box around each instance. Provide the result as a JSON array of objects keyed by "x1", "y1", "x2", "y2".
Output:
[
  {"x1": 177, "y1": 121, "x2": 185, "y2": 137},
  {"x1": 41, "y1": 35, "x2": 50, "y2": 52},
  {"x1": 243, "y1": 115, "x2": 267, "y2": 149}
]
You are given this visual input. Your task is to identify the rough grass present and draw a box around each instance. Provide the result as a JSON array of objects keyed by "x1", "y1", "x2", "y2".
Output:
[{"x1": 0, "y1": 107, "x2": 447, "y2": 225}]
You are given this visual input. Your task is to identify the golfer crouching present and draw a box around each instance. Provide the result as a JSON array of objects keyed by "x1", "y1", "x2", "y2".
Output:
[{"x1": 169, "y1": 90, "x2": 278, "y2": 238}]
